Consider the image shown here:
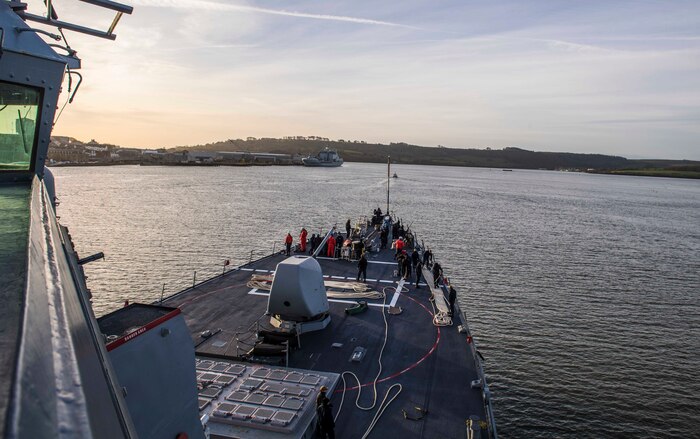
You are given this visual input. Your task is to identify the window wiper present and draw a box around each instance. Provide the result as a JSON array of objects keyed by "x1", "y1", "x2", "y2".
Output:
[{"x1": 17, "y1": 109, "x2": 30, "y2": 154}]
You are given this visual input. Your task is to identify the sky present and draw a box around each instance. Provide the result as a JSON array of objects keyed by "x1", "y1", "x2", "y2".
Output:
[{"x1": 32, "y1": 0, "x2": 700, "y2": 159}]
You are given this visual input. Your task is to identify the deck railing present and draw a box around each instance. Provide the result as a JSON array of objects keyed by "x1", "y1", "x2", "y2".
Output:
[
  {"x1": 410, "y1": 230, "x2": 498, "y2": 439},
  {"x1": 155, "y1": 244, "x2": 282, "y2": 304},
  {"x1": 459, "y1": 307, "x2": 498, "y2": 439}
]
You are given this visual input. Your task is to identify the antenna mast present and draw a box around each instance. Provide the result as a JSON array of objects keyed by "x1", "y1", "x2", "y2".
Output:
[{"x1": 386, "y1": 155, "x2": 390, "y2": 216}]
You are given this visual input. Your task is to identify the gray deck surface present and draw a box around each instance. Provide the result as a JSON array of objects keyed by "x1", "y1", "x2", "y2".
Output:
[
  {"x1": 163, "y1": 233, "x2": 486, "y2": 438},
  {"x1": 0, "y1": 182, "x2": 31, "y2": 438}
]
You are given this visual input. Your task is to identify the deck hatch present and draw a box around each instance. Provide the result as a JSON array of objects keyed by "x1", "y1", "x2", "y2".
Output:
[
  {"x1": 214, "y1": 375, "x2": 235, "y2": 386},
  {"x1": 196, "y1": 360, "x2": 215, "y2": 370},
  {"x1": 198, "y1": 372, "x2": 218, "y2": 382},
  {"x1": 226, "y1": 364, "x2": 246, "y2": 375},
  {"x1": 261, "y1": 383, "x2": 286, "y2": 394},
  {"x1": 300, "y1": 374, "x2": 321, "y2": 385},
  {"x1": 226, "y1": 390, "x2": 248, "y2": 402},
  {"x1": 270, "y1": 411, "x2": 295, "y2": 426},
  {"x1": 267, "y1": 370, "x2": 287, "y2": 380},
  {"x1": 283, "y1": 372, "x2": 304, "y2": 383},
  {"x1": 199, "y1": 387, "x2": 221, "y2": 398},
  {"x1": 213, "y1": 403, "x2": 238, "y2": 417},
  {"x1": 285, "y1": 387, "x2": 311, "y2": 397},
  {"x1": 251, "y1": 408, "x2": 275, "y2": 423},
  {"x1": 251, "y1": 367, "x2": 271, "y2": 378},
  {"x1": 280, "y1": 397, "x2": 304, "y2": 411},
  {"x1": 210, "y1": 363, "x2": 229, "y2": 372},
  {"x1": 244, "y1": 392, "x2": 267, "y2": 405},
  {"x1": 263, "y1": 395, "x2": 285, "y2": 407},
  {"x1": 198, "y1": 398, "x2": 211, "y2": 411},
  {"x1": 240, "y1": 378, "x2": 263, "y2": 390},
  {"x1": 231, "y1": 405, "x2": 256, "y2": 419}
]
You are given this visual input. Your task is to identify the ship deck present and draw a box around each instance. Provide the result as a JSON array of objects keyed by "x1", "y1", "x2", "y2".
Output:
[
  {"x1": 0, "y1": 182, "x2": 31, "y2": 438},
  {"x1": 162, "y1": 226, "x2": 488, "y2": 438}
]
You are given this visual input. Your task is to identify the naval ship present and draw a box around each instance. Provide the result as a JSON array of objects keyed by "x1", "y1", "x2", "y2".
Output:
[
  {"x1": 0, "y1": 1, "x2": 496, "y2": 438},
  {"x1": 302, "y1": 148, "x2": 344, "y2": 167}
]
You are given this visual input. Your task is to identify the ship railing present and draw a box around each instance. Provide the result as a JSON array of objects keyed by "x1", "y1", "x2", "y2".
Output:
[
  {"x1": 155, "y1": 244, "x2": 282, "y2": 304},
  {"x1": 411, "y1": 230, "x2": 498, "y2": 439},
  {"x1": 158, "y1": 226, "x2": 346, "y2": 305},
  {"x1": 458, "y1": 305, "x2": 498, "y2": 439}
]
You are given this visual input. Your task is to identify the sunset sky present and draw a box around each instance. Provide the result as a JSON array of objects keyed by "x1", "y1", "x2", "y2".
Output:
[{"x1": 33, "y1": 0, "x2": 700, "y2": 159}]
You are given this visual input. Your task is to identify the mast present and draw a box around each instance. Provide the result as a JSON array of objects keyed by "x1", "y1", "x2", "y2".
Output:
[{"x1": 386, "y1": 155, "x2": 390, "y2": 216}]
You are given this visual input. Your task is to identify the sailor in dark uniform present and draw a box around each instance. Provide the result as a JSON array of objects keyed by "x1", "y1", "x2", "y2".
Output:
[
  {"x1": 357, "y1": 252, "x2": 368, "y2": 282},
  {"x1": 432, "y1": 261, "x2": 443, "y2": 287},
  {"x1": 316, "y1": 386, "x2": 335, "y2": 438},
  {"x1": 448, "y1": 286, "x2": 457, "y2": 316}
]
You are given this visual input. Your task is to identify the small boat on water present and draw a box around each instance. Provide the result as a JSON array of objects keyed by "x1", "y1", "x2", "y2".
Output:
[
  {"x1": 302, "y1": 147, "x2": 343, "y2": 167},
  {"x1": 392, "y1": 172, "x2": 398, "y2": 178}
]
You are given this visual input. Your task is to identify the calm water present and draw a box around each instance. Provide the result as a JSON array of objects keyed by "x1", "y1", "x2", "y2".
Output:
[{"x1": 52, "y1": 164, "x2": 700, "y2": 438}]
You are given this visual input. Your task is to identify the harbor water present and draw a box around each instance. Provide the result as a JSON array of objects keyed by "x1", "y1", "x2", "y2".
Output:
[{"x1": 51, "y1": 164, "x2": 700, "y2": 438}]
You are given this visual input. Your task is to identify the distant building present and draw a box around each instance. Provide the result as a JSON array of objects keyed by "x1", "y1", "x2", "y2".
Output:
[{"x1": 187, "y1": 151, "x2": 218, "y2": 163}]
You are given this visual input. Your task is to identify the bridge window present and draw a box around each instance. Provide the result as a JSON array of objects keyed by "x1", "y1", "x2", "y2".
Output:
[{"x1": 0, "y1": 82, "x2": 41, "y2": 171}]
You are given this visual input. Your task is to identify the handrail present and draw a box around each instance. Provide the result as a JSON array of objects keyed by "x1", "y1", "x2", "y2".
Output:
[{"x1": 459, "y1": 306, "x2": 498, "y2": 439}]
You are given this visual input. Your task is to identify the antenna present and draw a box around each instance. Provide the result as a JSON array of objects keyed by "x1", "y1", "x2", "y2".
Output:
[
  {"x1": 386, "y1": 155, "x2": 390, "y2": 216},
  {"x1": 16, "y1": 0, "x2": 133, "y2": 40}
]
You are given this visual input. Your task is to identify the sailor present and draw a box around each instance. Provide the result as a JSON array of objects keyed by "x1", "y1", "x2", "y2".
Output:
[
  {"x1": 357, "y1": 252, "x2": 368, "y2": 282},
  {"x1": 423, "y1": 247, "x2": 433, "y2": 267},
  {"x1": 327, "y1": 234, "x2": 336, "y2": 258},
  {"x1": 336, "y1": 233, "x2": 343, "y2": 255},
  {"x1": 285, "y1": 233, "x2": 293, "y2": 256},
  {"x1": 309, "y1": 233, "x2": 317, "y2": 254},
  {"x1": 448, "y1": 286, "x2": 457, "y2": 316},
  {"x1": 346, "y1": 219, "x2": 352, "y2": 239},
  {"x1": 402, "y1": 251, "x2": 412, "y2": 280},
  {"x1": 432, "y1": 261, "x2": 443, "y2": 287},
  {"x1": 415, "y1": 261, "x2": 423, "y2": 288},
  {"x1": 300, "y1": 228, "x2": 308, "y2": 253},
  {"x1": 394, "y1": 237, "x2": 405, "y2": 258},
  {"x1": 396, "y1": 251, "x2": 406, "y2": 278},
  {"x1": 411, "y1": 248, "x2": 420, "y2": 269},
  {"x1": 317, "y1": 396, "x2": 335, "y2": 439},
  {"x1": 316, "y1": 386, "x2": 330, "y2": 407}
]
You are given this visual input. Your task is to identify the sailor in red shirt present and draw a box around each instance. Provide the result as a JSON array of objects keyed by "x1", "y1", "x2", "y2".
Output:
[
  {"x1": 300, "y1": 228, "x2": 308, "y2": 252},
  {"x1": 327, "y1": 233, "x2": 336, "y2": 258},
  {"x1": 394, "y1": 237, "x2": 405, "y2": 258},
  {"x1": 285, "y1": 233, "x2": 293, "y2": 256}
]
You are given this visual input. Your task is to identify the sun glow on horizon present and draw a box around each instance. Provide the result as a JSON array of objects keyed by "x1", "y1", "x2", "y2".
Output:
[{"x1": 44, "y1": 0, "x2": 700, "y2": 160}]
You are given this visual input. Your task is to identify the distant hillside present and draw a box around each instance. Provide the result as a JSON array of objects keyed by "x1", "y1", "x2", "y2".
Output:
[
  {"x1": 51, "y1": 135, "x2": 699, "y2": 174},
  {"x1": 172, "y1": 138, "x2": 637, "y2": 170}
]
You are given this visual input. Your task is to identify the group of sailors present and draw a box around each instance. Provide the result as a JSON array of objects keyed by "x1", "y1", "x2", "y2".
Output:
[
  {"x1": 284, "y1": 223, "x2": 364, "y2": 259},
  {"x1": 284, "y1": 211, "x2": 457, "y2": 317}
]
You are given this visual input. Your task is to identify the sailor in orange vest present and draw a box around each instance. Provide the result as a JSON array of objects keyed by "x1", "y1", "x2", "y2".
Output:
[
  {"x1": 285, "y1": 232, "x2": 293, "y2": 256},
  {"x1": 300, "y1": 228, "x2": 308, "y2": 252},
  {"x1": 394, "y1": 236, "x2": 405, "y2": 258},
  {"x1": 327, "y1": 233, "x2": 336, "y2": 258}
]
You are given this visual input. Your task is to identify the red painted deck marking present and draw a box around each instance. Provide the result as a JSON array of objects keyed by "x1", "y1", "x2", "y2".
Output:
[{"x1": 335, "y1": 293, "x2": 441, "y2": 392}]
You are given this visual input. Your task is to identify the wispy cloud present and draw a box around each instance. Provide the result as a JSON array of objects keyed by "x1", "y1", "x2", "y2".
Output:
[{"x1": 131, "y1": 0, "x2": 415, "y2": 28}]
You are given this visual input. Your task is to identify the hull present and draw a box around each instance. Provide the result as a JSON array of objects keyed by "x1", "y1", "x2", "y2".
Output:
[{"x1": 301, "y1": 159, "x2": 343, "y2": 167}]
